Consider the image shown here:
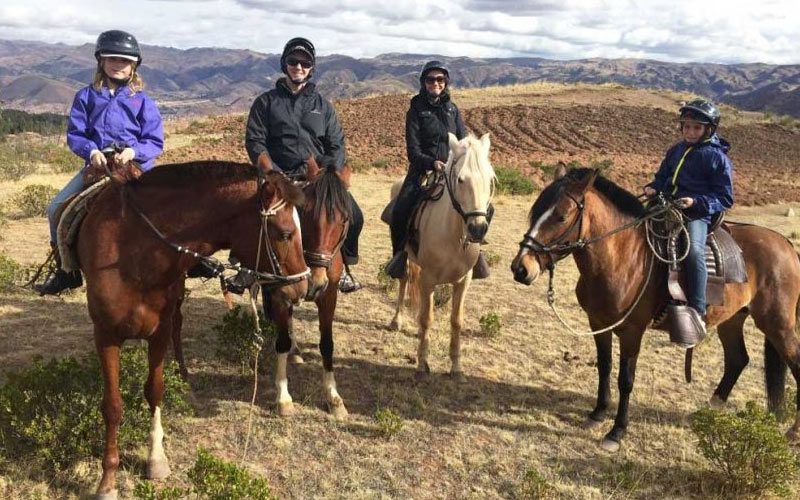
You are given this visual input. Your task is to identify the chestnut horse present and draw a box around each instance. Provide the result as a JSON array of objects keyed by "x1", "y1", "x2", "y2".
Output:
[
  {"x1": 262, "y1": 163, "x2": 353, "y2": 418},
  {"x1": 79, "y1": 162, "x2": 308, "y2": 499},
  {"x1": 511, "y1": 167, "x2": 800, "y2": 452}
]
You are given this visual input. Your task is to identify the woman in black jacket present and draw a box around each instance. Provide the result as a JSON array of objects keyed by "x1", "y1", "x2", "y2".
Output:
[{"x1": 385, "y1": 60, "x2": 490, "y2": 280}]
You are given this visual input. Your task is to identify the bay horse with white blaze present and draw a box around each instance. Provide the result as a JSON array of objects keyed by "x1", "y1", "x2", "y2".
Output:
[
  {"x1": 511, "y1": 166, "x2": 800, "y2": 452},
  {"x1": 79, "y1": 161, "x2": 308, "y2": 499},
  {"x1": 390, "y1": 133, "x2": 495, "y2": 380}
]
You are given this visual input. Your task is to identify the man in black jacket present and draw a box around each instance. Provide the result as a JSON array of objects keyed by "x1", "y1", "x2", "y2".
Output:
[
  {"x1": 245, "y1": 37, "x2": 363, "y2": 293},
  {"x1": 385, "y1": 60, "x2": 491, "y2": 280}
]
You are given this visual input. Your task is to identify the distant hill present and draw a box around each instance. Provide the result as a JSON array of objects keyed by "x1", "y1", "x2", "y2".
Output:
[{"x1": 1, "y1": 39, "x2": 799, "y2": 117}]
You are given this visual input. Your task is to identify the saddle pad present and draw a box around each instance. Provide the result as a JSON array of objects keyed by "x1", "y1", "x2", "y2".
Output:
[{"x1": 57, "y1": 178, "x2": 110, "y2": 272}]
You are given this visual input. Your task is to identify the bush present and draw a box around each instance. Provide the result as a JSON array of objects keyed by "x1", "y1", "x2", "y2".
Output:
[
  {"x1": 478, "y1": 312, "x2": 502, "y2": 338},
  {"x1": 0, "y1": 138, "x2": 38, "y2": 180},
  {"x1": 371, "y1": 158, "x2": 391, "y2": 169},
  {"x1": 374, "y1": 408, "x2": 404, "y2": 438},
  {"x1": 212, "y1": 305, "x2": 274, "y2": 372},
  {"x1": 495, "y1": 166, "x2": 535, "y2": 195},
  {"x1": 187, "y1": 448, "x2": 275, "y2": 499},
  {"x1": 376, "y1": 263, "x2": 398, "y2": 295},
  {"x1": 0, "y1": 347, "x2": 192, "y2": 471},
  {"x1": 0, "y1": 253, "x2": 26, "y2": 292},
  {"x1": 517, "y1": 468, "x2": 554, "y2": 499},
  {"x1": 691, "y1": 401, "x2": 799, "y2": 495},
  {"x1": 11, "y1": 184, "x2": 58, "y2": 218},
  {"x1": 133, "y1": 481, "x2": 185, "y2": 500},
  {"x1": 42, "y1": 143, "x2": 80, "y2": 174},
  {"x1": 484, "y1": 250, "x2": 501, "y2": 268}
]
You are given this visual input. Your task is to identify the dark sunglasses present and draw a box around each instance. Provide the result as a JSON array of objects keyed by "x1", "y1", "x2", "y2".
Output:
[
  {"x1": 286, "y1": 57, "x2": 312, "y2": 69},
  {"x1": 425, "y1": 75, "x2": 447, "y2": 84}
]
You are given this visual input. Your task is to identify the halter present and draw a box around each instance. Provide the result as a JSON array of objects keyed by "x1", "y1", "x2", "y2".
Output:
[{"x1": 127, "y1": 171, "x2": 310, "y2": 289}]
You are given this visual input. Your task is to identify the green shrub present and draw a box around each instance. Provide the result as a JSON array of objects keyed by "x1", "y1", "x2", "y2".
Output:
[
  {"x1": 0, "y1": 347, "x2": 192, "y2": 471},
  {"x1": 374, "y1": 408, "x2": 404, "y2": 438},
  {"x1": 133, "y1": 481, "x2": 186, "y2": 500},
  {"x1": 590, "y1": 158, "x2": 613, "y2": 171},
  {"x1": 42, "y1": 143, "x2": 80, "y2": 174},
  {"x1": 495, "y1": 166, "x2": 535, "y2": 195},
  {"x1": 0, "y1": 208, "x2": 7, "y2": 240},
  {"x1": 517, "y1": 468, "x2": 554, "y2": 499},
  {"x1": 377, "y1": 263, "x2": 398, "y2": 295},
  {"x1": 0, "y1": 253, "x2": 26, "y2": 292},
  {"x1": 371, "y1": 158, "x2": 391, "y2": 169},
  {"x1": 347, "y1": 158, "x2": 371, "y2": 173},
  {"x1": 0, "y1": 138, "x2": 38, "y2": 180},
  {"x1": 212, "y1": 305, "x2": 274, "y2": 372},
  {"x1": 691, "y1": 401, "x2": 799, "y2": 494},
  {"x1": 478, "y1": 312, "x2": 502, "y2": 338},
  {"x1": 187, "y1": 448, "x2": 275, "y2": 500},
  {"x1": 11, "y1": 184, "x2": 59, "y2": 218},
  {"x1": 484, "y1": 250, "x2": 501, "y2": 268},
  {"x1": 0, "y1": 109, "x2": 66, "y2": 139}
]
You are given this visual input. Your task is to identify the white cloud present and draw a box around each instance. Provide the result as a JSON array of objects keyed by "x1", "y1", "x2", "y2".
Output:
[{"x1": 0, "y1": 0, "x2": 798, "y2": 64}]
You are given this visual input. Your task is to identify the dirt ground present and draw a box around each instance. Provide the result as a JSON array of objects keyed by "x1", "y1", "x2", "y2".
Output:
[{"x1": 2, "y1": 83, "x2": 800, "y2": 498}]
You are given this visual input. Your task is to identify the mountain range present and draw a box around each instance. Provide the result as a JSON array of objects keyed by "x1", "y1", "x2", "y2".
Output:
[{"x1": 1, "y1": 38, "x2": 798, "y2": 117}]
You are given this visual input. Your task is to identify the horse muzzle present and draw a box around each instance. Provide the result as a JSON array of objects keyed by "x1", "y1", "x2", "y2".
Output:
[
  {"x1": 466, "y1": 220, "x2": 488, "y2": 243},
  {"x1": 305, "y1": 267, "x2": 329, "y2": 301},
  {"x1": 511, "y1": 253, "x2": 540, "y2": 285}
]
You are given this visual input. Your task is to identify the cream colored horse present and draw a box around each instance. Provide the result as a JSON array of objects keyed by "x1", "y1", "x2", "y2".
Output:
[{"x1": 390, "y1": 133, "x2": 495, "y2": 380}]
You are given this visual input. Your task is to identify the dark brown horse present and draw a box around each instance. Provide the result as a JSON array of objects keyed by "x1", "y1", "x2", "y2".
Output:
[
  {"x1": 266, "y1": 163, "x2": 353, "y2": 418},
  {"x1": 78, "y1": 161, "x2": 308, "y2": 499},
  {"x1": 510, "y1": 166, "x2": 800, "y2": 452}
]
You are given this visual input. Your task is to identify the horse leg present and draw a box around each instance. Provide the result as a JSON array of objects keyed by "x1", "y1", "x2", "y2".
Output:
[
  {"x1": 317, "y1": 279, "x2": 348, "y2": 419},
  {"x1": 390, "y1": 276, "x2": 408, "y2": 331},
  {"x1": 449, "y1": 277, "x2": 470, "y2": 380},
  {"x1": 415, "y1": 280, "x2": 435, "y2": 381},
  {"x1": 271, "y1": 298, "x2": 295, "y2": 417},
  {"x1": 95, "y1": 336, "x2": 123, "y2": 500},
  {"x1": 287, "y1": 313, "x2": 305, "y2": 364},
  {"x1": 145, "y1": 326, "x2": 172, "y2": 480},
  {"x1": 601, "y1": 332, "x2": 643, "y2": 452},
  {"x1": 585, "y1": 330, "x2": 613, "y2": 429},
  {"x1": 171, "y1": 282, "x2": 189, "y2": 379},
  {"x1": 711, "y1": 310, "x2": 749, "y2": 408},
  {"x1": 758, "y1": 327, "x2": 800, "y2": 440}
]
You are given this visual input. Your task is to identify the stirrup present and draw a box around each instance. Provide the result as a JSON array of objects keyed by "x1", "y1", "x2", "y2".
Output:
[
  {"x1": 34, "y1": 269, "x2": 82, "y2": 296},
  {"x1": 384, "y1": 251, "x2": 407, "y2": 279},
  {"x1": 472, "y1": 252, "x2": 491, "y2": 280},
  {"x1": 338, "y1": 271, "x2": 362, "y2": 293}
]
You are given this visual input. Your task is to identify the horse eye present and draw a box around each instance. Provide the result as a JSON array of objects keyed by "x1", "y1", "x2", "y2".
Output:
[
  {"x1": 457, "y1": 178, "x2": 464, "y2": 184},
  {"x1": 280, "y1": 230, "x2": 292, "y2": 241},
  {"x1": 557, "y1": 213, "x2": 568, "y2": 223}
]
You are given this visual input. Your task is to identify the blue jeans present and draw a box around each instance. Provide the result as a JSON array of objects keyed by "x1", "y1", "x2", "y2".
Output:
[
  {"x1": 47, "y1": 168, "x2": 86, "y2": 244},
  {"x1": 685, "y1": 218, "x2": 709, "y2": 316}
]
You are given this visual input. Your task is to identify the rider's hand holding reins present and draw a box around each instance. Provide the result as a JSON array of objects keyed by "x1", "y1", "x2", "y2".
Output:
[
  {"x1": 115, "y1": 147, "x2": 136, "y2": 165},
  {"x1": 90, "y1": 150, "x2": 107, "y2": 169},
  {"x1": 643, "y1": 186, "x2": 657, "y2": 197},
  {"x1": 676, "y1": 197, "x2": 694, "y2": 208},
  {"x1": 433, "y1": 160, "x2": 446, "y2": 172}
]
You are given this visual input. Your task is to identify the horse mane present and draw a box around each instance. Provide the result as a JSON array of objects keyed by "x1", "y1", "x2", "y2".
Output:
[
  {"x1": 138, "y1": 161, "x2": 257, "y2": 186},
  {"x1": 451, "y1": 134, "x2": 496, "y2": 187},
  {"x1": 310, "y1": 167, "x2": 352, "y2": 221},
  {"x1": 529, "y1": 167, "x2": 645, "y2": 225}
]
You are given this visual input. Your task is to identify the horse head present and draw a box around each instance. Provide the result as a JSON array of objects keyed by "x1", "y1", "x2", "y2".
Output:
[
  {"x1": 259, "y1": 171, "x2": 309, "y2": 303},
  {"x1": 300, "y1": 164, "x2": 352, "y2": 301},
  {"x1": 446, "y1": 132, "x2": 495, "y2": 243},
  {"x1": 511, "y1": 165, "x2": 599, "y2": 285}
]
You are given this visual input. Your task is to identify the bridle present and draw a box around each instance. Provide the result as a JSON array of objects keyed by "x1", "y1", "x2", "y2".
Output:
[{"x1": 441, "y1": 156, "x2": 493, "y2": 241}]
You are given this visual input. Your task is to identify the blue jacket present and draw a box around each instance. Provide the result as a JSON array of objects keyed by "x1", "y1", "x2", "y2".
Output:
[
  {"x1": 648, "y1": 134, "x2": 734, "y2": 223},
  {"x1": 67, "y1": 84, "x2": 164, "y2": 171}
]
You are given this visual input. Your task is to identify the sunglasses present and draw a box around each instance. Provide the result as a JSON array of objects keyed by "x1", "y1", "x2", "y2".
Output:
[
  {"x1": 425, "y1": 76, "x2": 447, "y2": 84},
  {"x1": 286, "y1": 57, "x2": 312, "y2": 69}
]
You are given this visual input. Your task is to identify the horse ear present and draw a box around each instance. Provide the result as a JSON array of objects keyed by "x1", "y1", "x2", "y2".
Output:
[
  {"x1": 448, "y1": 133, "x2": 460, "y2": 153},
  {"x1": 574, "y1": 168, "x2": 600, "y2": 194},
  {"x1": 480, "y1": 133, "x2": 490, "y2": 151},
  {"x1": 339, "y1": 163, "x2": 352, "y2": 189},
  {"x1": 554, "y1": 161, "x2": 567, "y2": 180}
]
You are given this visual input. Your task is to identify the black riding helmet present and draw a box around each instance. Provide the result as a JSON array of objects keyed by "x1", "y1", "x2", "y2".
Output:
[
  {"x1": 94, "y1": 30, "x2": 142, "y2": 66},
  {"x1": 280, "y1": 37, "x2": 316, "y2": 75},
  {"x1": 419, "y1": 60, "x2": 450, "y2": 86},
  {"x1": 679, "y1": 98, "x2": 721, "y2": 132}
]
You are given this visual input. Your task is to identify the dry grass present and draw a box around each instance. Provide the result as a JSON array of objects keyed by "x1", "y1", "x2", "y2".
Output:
[{"x1": 3, "y1": 120, "x2": 800, "y2": 499}]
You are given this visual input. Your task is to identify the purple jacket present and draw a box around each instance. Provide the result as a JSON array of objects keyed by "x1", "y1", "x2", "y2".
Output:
[{"x1": 67, "y1": 85, "x2": 164, "y2": 171}]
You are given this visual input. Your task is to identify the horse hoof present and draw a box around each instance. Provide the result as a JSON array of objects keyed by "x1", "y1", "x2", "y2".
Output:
[
  {"x1": 600, "y1": 438, "x2": 620, "y2": 453},
  {"x1": 708, "y1": 395, "x2": 726, "y2": 409},
  {"x1": 288, "y1": 354, "x2": 305, "y2": 365},
  {"x1": 328, "y1": 398, "x2": 349, "y2": 420},
  {"x1": 449, "y1": 371, "x2": 465, "y2": 382},
  {"x1": 389, "y1": 319, "x2": 401, "y2": 331},
  {"x1": 582, "y1": 417, "x2": 604, "y2": 430},
  {"x1": 278, "y1": 401, "x2": 296, "y2": 417},
  {"x1": 146, "y1": 459, "x2": 171, "y2": 480},
  {"x1": 96, "y1": 490, "x2": 119, "y2": 500}
]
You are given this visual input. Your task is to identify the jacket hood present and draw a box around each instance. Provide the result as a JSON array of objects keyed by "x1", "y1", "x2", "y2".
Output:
[{"x1": 695, "y1": 133, "x2": 731, "y2": 154}]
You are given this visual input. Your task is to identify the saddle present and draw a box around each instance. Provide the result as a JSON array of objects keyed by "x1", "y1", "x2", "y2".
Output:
[{"x1": 56, "y1": 178, "x2": 111, "y2": 272}]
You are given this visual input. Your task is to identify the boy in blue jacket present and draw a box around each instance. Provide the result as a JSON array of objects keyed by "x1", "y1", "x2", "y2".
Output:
[
  {"x1": 35, "y1": 30, "x2": 164, "y2": 295},
  {"x1": 644, "y1": 98, "x2": 734, "y2": 338}
]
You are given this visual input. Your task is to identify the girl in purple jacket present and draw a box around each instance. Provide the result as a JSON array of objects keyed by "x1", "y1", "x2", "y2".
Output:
[{"x1": 35, "y1": 30, "x2": 164, "y2": 295}]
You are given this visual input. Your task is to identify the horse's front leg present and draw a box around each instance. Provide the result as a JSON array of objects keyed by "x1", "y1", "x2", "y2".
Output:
[
  {"x1": 449, "y1": 275, "x2": 471, "y2": 380},
  {"x1": 317, "y1": 266, "x2": 348, "y2": 419},
  {"x1": 270, "y1": 295, "x2": 296, "y2": 417},
  {"x1": 585, "y1": 330, "x2": 613, "y2": 428},
  {"x1": 390, "y1": 276, "x2": 408, "y2": 331},
  {"x1": 95, "y1": 335, "x2": 123, "y2": 500},
  {"x1": 145, "y1": 322, "x2": 173, "y2": 480},
  {"x1": 601, "y1": 331, "x2": 643, "y2": 452},
  {"x1": 415, "y1": 279, "x2": 435, "y2": 380}
]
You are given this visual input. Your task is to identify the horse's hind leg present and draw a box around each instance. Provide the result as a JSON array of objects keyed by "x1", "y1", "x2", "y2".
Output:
[
  {"x1": 95, "y1": 335, "x2": 123, "y2": 500},
  {"x1": 585, "y1": 330, "x2": 612, "y2": 429},
  {"x1": 145, "y1": 321, "x2": 173, "y2": 480},
  {"x1": 449, "y1": 276, "x2": 470, "y2": 380},
  {"x1": 390, "y1": 277, "x2": 408, "y2": 331},
  {"x1": 711, "y1": 310, "x2": 749, "y2": 407},
  {"x1": 317, "y1": 280, "x2": 348, "y2": 419}
]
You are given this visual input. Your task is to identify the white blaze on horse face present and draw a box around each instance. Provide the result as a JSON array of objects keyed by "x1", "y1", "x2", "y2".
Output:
[
  {"x1": 293, "y1": 207, "x2": 302, "y2": 245},
  {"x1": 276, "y1": 353, "x2": 292, "y2": 404},
  {"x1": 523, "y1": 206, "x2": 556, "y2": 255}
]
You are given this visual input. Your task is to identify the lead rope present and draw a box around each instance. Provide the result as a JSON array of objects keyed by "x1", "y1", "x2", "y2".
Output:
[{"x1": 546, "y1": 251, "x2": 655, "y2": 336}]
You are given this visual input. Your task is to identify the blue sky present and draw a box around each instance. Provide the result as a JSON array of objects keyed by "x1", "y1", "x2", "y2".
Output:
[{"x1": 1, "y1": 0, "x2": 799, "y2": 64}]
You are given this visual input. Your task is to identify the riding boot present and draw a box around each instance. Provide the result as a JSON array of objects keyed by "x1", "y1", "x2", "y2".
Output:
[
  {"x1": 471, "y1": 251, "x2": 491, "y2": 280},
  {"x1": 385, "y1": 250, "x2": 408, "y2": 279},
  {"x1": 34, "y1": 243, "x2": 82, "y2": 296}
]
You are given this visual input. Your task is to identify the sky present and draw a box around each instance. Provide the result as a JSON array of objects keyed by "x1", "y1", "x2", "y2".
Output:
[{"x1": 1, "y1": 0, "x2": 799, "y2": 65}]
